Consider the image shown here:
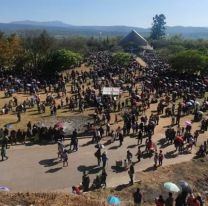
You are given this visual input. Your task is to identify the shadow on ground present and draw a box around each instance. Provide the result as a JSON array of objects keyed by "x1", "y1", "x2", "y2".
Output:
[
  {"x1": 45, "y1": 167, "x2": 62, "y2": 173},
  {"x1": 39, "y1": 158, "x2": 60, "y2": 167},
  {"x1": 115, "y1": 183, "x2": 130, "y2": 191},
  {"x1": 77, "y1": 165, "x2": 101, "y2": 174},
  {"x1": 143, "y1": 165, "x2": 157, "y2": 172}
]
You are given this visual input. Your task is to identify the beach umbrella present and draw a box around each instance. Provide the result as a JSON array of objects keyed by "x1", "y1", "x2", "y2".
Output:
[
  {"x1": 185, "y1": 121, "x2": 192, "y2": 126},
  {"x1": 107, "y1": 196, "x2": 121, "y2": 205},
  {"x1": 54, "y1": 122, "x2": 64, "y2": 129},
  {"x1": 164, "y1": 182, "x2": 180, "y2": 193},
  {"x1": 0, "y1": 186, "x2": 10, "y2": 192},
  {"x1": 178, "y1": 180, "x2": 192, "y2": 193}
]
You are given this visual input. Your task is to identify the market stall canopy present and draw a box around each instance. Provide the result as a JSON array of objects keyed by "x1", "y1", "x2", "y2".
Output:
[{"x1": 102, "y1": 87, "x2": 120, "y2": 95}]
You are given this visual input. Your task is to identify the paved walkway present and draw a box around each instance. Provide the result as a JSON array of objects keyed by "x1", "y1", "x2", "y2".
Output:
[{"x1": 0, "y1": 111, "x2": 201, "y2": 193}]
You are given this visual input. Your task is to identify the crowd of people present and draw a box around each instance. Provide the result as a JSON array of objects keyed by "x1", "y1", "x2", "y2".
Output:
[
  {"x1": 132, "y1": 187, "x2": 204, "y2": 206},
  {"x1": 0, "y1": 50, "x2": 208, "y2": 205}
]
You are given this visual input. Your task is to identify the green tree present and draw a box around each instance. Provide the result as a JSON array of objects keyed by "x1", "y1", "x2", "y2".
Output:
[
  {"x1": 112, "y1": 52, "x2": 132, "y2": 67},
  {"x1": 170, "y1": 50, "x2": 206, "y2": 73},
  {"x1": 45, "y1": 49, "x2": 82, "y2": 74},
  {"x1": 0, "y1": 33, "x2": 24, "y2": 72},
  {"x1": 23, "y1": 30, "x2": 54, "y2": 71},
  {"x1": 150, "y1": 14, "x2": 166, "y2": 40}
]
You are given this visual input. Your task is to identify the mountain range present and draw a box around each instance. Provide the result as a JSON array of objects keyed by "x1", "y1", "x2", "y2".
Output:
[{"x1": 1, "y1": 20, "x2": 208, "y2": 39}]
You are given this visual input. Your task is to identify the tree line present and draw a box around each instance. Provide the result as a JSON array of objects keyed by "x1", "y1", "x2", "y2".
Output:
[
  {"x1": 0, "y1": 14, "x2": 208, "y2": 77},
  {"x1": 150, "y1": 14, "x2": 208, "y2": 74},
  {"x1": 0, "y1": 30, "x2": 121, "y2": 78}
]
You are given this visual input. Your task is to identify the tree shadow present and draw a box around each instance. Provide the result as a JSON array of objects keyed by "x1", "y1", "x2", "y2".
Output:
[
  {"x1": 39, "y1": 158, "x2": 60, "y2": 167},
  {"x1": 77, "y1": 165, "x2": 101, "y2": 174},
  {"x1": 45, "y1": 167, "x2": 62, "y2": 173}
]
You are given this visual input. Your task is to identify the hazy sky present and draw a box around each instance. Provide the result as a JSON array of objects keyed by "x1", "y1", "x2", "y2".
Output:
[{"x1": 0, "y1": 0, "x2": 207, "y2": 27}]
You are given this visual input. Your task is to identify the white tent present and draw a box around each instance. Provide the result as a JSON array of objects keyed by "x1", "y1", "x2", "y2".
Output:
[{"x1": 102, "y1": 87, "x2": 120, "y2": 95}]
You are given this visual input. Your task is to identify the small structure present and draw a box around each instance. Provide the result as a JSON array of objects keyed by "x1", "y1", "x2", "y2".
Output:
[
  {"x1": 102, "y1": 87, "x2": 120, "y2": 96},
  {"x1": 120, "y1": 30, "x2": 153, "y2": 52}
]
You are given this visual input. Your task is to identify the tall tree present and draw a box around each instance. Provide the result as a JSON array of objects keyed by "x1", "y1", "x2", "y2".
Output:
[{"x1": 150, "y1": 14, "x2": 166, "y2": 40}]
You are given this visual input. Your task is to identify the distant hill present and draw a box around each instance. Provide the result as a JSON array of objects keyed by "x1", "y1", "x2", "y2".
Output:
[
  {"x1": 10, "y1": 20, "x2": 72, "y2": 28},
  {"x1": 0, "y1": 20, "x2": 208, "y2": 39}
]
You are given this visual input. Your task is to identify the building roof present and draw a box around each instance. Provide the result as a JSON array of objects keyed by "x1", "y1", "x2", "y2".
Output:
[{"x1": 120, "y1": 30, "x2": 152, "y2": 50}]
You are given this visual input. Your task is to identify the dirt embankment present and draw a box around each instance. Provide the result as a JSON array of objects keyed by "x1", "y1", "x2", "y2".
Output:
[{"x1": 1, "y1": 157, "x2": 208, "y2": 206}]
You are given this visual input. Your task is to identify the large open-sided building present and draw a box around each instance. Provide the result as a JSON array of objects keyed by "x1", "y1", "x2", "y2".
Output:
[{"x1": 120, "y1": 30, "x2": 153, "y2": 52}]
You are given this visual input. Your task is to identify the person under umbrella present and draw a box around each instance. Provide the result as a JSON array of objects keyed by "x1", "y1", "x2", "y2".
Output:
[
  {"x1": 107, "y1": 196, "x2": 121, "y2": 205},
  {"x1": 178, "y1": 180, "x2": 192, "y2": 194}
]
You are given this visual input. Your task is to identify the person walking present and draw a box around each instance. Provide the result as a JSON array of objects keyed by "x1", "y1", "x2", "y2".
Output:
[
  {"x1": 17, "y1": 112, "x2": 21, "y2": 122},
  {"x1": 138, "y1": 130, "x2": 143, "y2": 145},
  {"x1": 154, "y1": 151, "x2": 158, "y2": 167},
  {"x1": 133, "y1": 188, "x2": 143, "y2": 206},
  {"x1": 127, "y1": 150, "x2": 133, "y2": 164},
  {"x1": 128, "y1": 163, "x2": 135, "y2": 185},
  {"x1": 136, "y1": 146, "x2": 142, "y2": 162},
  {"x1": 1, "y1": 145, "x2": 8, "y2": 161},
  {"x1": 62, "y1": 150, "x2": 68, "y2": 167},
  {"x1": 165, "y1": 192, "x2": 173, "y2": 206},
  {"x1": 155, "y1": 195, "x2": 165, "y2": 206},
  {"x1": 101, "y1": 168, "x2": 107, "y2": 188},
  {"x1": 94, "y1": 147, "x2": 101, "y2": 166},
  {"x1": 159, "y1": 150, "x2": 164, "y2": 166},
  {"x1": 119, "y1": 132, "x2": 124, "y2": 146},
  {"x1": 101, "y1": 151, "x2": 108, "y2": 168}
]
